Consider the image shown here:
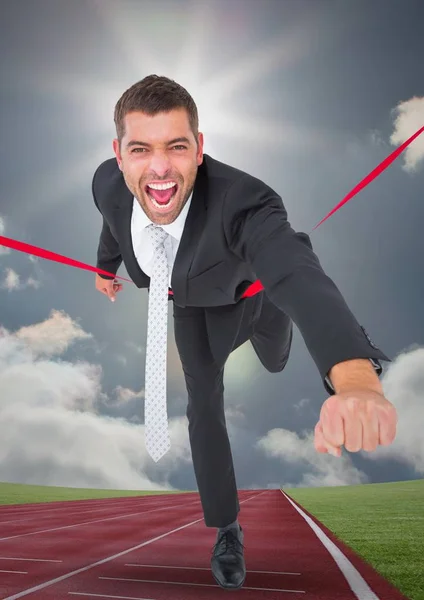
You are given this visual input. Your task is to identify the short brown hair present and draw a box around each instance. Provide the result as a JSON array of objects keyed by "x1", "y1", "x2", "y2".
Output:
[{"x1": 114, "y1": 74, "x2": 199, "y2": 147}]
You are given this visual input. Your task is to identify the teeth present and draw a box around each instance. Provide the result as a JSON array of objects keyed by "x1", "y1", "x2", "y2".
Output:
[
  {"x1": 147, "y1": 181, "x2": 177, "y2": 190},
  {"x1": 148, "y1": 194, "x2": 173, "y2": 208}
]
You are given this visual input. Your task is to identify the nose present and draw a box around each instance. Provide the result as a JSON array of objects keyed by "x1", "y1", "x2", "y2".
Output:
[{"x1": 148, "y1": 151, "x2": 172, "y2": 179}]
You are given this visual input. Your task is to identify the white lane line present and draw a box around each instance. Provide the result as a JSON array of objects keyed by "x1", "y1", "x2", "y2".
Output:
[
  {"x1": 125, "y1": 563, "x2": 301, "y2": 575},
  {"x1": 0, "y1": 499, "x2": 199, "y2": 542},
  {"x1": 280, "y1": 489, "x2": 380, "y2": 600},
  {"x1": 69, "y1": 594, "x2": 155, "y2": 599},
  {"x1": 0, "y1": 507, "x2": 151, "y2": 527},
  {"x1": 0, "y1": 496, "x2": 192, "y2": 525},
  {"x1": 0, "y1": 502, "x2": 178, "y2": 526},
  {"x1": 1, "y1": 491, "x2": 266, "y2": 600},
  {"x1": 99, "y1": 576, "x2": 305, "y2": 593},
  {"x1": 0, "y1": 493, "x2": 191, "y2": 512},
  {"x1": 0, "y1": 569, "x2": 28, "y2": 574},
  {"x1": 0, "y1": 557, "x2": 62, "y2": 563},
  {"x1": 1, "y1": 518, "x2": 203, "y2": 600}
]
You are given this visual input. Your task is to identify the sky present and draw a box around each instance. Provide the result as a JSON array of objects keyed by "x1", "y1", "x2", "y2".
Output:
[{"x1": 0, "y1": 0, "x2": 423, "y2": 494}]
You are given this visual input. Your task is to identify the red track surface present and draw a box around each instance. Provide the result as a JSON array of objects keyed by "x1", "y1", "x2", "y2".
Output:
[{"x1": 0, "y1": 489, "x2": 408, "y2": 600}]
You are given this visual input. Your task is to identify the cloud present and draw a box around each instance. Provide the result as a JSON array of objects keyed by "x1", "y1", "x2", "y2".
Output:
[
  {"x1": 115, "y1": 354, "x2": 128, "y2": 367},
  {"x1": 1, "y1": 267, "x2": 41, "y2": 291},
  {"x1": 362, "y1": 345, "x2": 424, "y2": 474},
  {"x1": 256, "y1": 427, "x2": 368, "y2": 487},
  {"x1": 125, "y1": 341, "x2": 144, "y2": 354},
  {"x1": 257, "y1": 346, "x2": 424, "y2": 486},
  {"x1": 26, "y1": 276, "x2": 41, "y2": 288},
  {"x1": 0, "y1": 219, "x2": 41, "y2": 286},
  {"x1": 0, "y1": 216, "x2": 10, "y2": 256},
  {"x1": 2, "y1": 268, "x2": 20, "y2": 290},
  {"x1": 15, "y1": 309, "x2": 92, "y2": 357},
  {"x1": 114, "y1": 385, "x2": 144, "y2": 405},
  {"x1": 369, "y1": 129, "x2": 386, "y2": 147},
  {"x1": 0, "y1": 311, "x2": 192, "y2": 490},
  {"x1": 390, "y1": 96, "x2": 424, "y2": 172},
  {"x1": 294, "y1": 397, "x2": 312, "y2": 412}
]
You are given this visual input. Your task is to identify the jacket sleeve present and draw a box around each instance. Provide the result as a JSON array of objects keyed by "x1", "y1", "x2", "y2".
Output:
[
  {"x1": 222, "y1": 174, "x2": 391, "y2": 391},
  {"x1": 92, "y1": 171, "x2": 122, "y2": 280}
]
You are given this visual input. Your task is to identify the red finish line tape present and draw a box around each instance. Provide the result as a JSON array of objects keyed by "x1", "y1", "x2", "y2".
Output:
[
  {"x1": 1, "y1": 125, "x2": 423, "y2": 294},
  {"x1": 0, "y1": 235, "x2": 134, "y2": 283},
  {"x1": 310, "y1": 124, "x2": 424, "y2": 231}
]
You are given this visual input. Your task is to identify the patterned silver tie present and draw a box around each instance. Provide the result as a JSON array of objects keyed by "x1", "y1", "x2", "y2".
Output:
[{"x1": 144, "y1": 224, "x2": 171, "y2": 462}]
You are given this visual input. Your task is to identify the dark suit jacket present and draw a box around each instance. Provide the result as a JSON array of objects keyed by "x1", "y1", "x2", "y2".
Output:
[{"x1": 92, "y1": 153, "x2": 390, "y2": 391}]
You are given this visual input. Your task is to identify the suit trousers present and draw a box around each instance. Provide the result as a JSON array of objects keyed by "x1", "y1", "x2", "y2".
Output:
[{"x1": 173, "y1": 292, "x2": 293, "y2": 528}]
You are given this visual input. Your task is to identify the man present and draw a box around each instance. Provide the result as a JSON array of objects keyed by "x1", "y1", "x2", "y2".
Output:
[{"x1": 92, "y1": 74, "x2": 397, "y2": 590}]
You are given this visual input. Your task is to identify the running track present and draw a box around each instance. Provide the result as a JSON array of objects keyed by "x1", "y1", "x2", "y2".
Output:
[{"x1": 0, "y1": 489, "x2": 408, "y2": 600}]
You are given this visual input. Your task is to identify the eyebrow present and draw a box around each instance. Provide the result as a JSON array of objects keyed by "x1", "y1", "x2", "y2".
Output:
[{"x1": 126, "y1": 137, "x2": 191, "y2": 149}]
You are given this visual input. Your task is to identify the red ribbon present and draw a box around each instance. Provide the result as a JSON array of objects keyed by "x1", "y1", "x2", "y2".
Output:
[
  {"x1": 0, "y1": 235, "x2": 135, "y2": 283},
  {"x1": 1, "y1": 125, "x2": 423, "y2": 297},
  {"x1": 310, "y1": 124, "x2": 424, "y2": 231}
]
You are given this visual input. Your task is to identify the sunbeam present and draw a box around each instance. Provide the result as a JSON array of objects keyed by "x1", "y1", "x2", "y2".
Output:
[
  {"x1": 90, "y1": 0, "x2": 171, "y2": 76},
  {"x1": 198, "y1": 0, "x2": 335, "y2": 103},
  {"x1": 14, "y1": 0, "x2": 343, "y2": 220},
  {"x1": 22, "y1": 141, "x2": 112, "y2": 218},
  {"x1": 173, "y1": 0, "x2": 215, "y2": 85}
]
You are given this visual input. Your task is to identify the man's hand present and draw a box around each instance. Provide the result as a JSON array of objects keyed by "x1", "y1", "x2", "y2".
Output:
[
  {"x1": 95, "y1": 274, "x2": 123, "y2": 302},
  {"x1": 314, "y1": 390, "x2": 398, "y2": 457}
]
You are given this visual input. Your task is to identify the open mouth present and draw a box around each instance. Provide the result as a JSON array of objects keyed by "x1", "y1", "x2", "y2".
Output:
[{"x1": 145, "y1": 182, "x2": 178, "y2": 210}]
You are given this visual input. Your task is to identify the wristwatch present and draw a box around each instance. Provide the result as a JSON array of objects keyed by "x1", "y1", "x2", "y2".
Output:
[{"x1": 324, "y1": 357, "x2": 382, "y2": 395}]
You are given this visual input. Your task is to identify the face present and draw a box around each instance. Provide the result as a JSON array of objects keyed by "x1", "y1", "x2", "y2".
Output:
[{"x1": 113, "y1": 108, "x2": 204, "y2": 225}]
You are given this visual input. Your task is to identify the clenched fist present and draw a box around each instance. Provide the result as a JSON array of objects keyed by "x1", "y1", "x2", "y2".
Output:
[
  {"x1": 314, "y1": 390, "x2": 398, "y2": 456},
  {"x1": 95, "y1": 274, "x2": 123, "y2": 302}
]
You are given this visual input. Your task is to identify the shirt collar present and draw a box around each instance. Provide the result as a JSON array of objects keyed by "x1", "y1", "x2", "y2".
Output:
[{"x1": 133, "y1": 190, "x2": 193, "y2": 242}]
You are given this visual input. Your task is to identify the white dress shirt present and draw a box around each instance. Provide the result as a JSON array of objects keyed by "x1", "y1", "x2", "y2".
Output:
[{"x1": 131, "y1": 192, "x2": 193, "y2": 287}]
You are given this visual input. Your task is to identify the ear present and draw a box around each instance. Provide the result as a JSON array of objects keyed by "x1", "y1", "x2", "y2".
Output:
[
  {"x1": 112, "y1": 138, "x2": 123, "y2": 170},
  {"x1": 197, "y1": 132, "x2": 204, "y2": 165}
]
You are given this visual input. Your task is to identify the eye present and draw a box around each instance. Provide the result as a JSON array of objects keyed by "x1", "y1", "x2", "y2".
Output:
[
  {"x1": 173, "y1": 145, "x2": 187, "y2": 150},
  {"x1": 131, "y1": 148, "x2": 146, "y2": 153}
]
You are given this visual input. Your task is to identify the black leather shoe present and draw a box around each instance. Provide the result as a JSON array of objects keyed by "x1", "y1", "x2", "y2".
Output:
[{"x1": 211, "y1": 525, "x2": 246, "y2": 590}]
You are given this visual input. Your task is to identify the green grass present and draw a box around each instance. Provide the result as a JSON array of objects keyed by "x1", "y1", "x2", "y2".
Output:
[
  {"x1": 1, "y1": 479, "x2": 422, "y2": 599},
  {"x1": 0, "y1": 481, "x2": 189, "y2": 505},
  {"x1": 285, "y1": 479, "x2": 424, "y2": 600}
]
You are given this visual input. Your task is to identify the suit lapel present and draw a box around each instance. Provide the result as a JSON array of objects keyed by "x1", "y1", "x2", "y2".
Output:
[
  {"x1": 112, "y1": 182, "x2": 150, "y2": 287},
  {"x1": 171, "y1": 160, "x2": 208, "y2": 307},
  {"x1": 108, "y1": 157, "x2": 209, "y2": 298}
]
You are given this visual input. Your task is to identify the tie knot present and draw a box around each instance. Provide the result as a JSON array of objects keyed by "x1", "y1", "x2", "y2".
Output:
[{"x1": 146, "y1": 224, "x2": 168, "y2": 248}]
